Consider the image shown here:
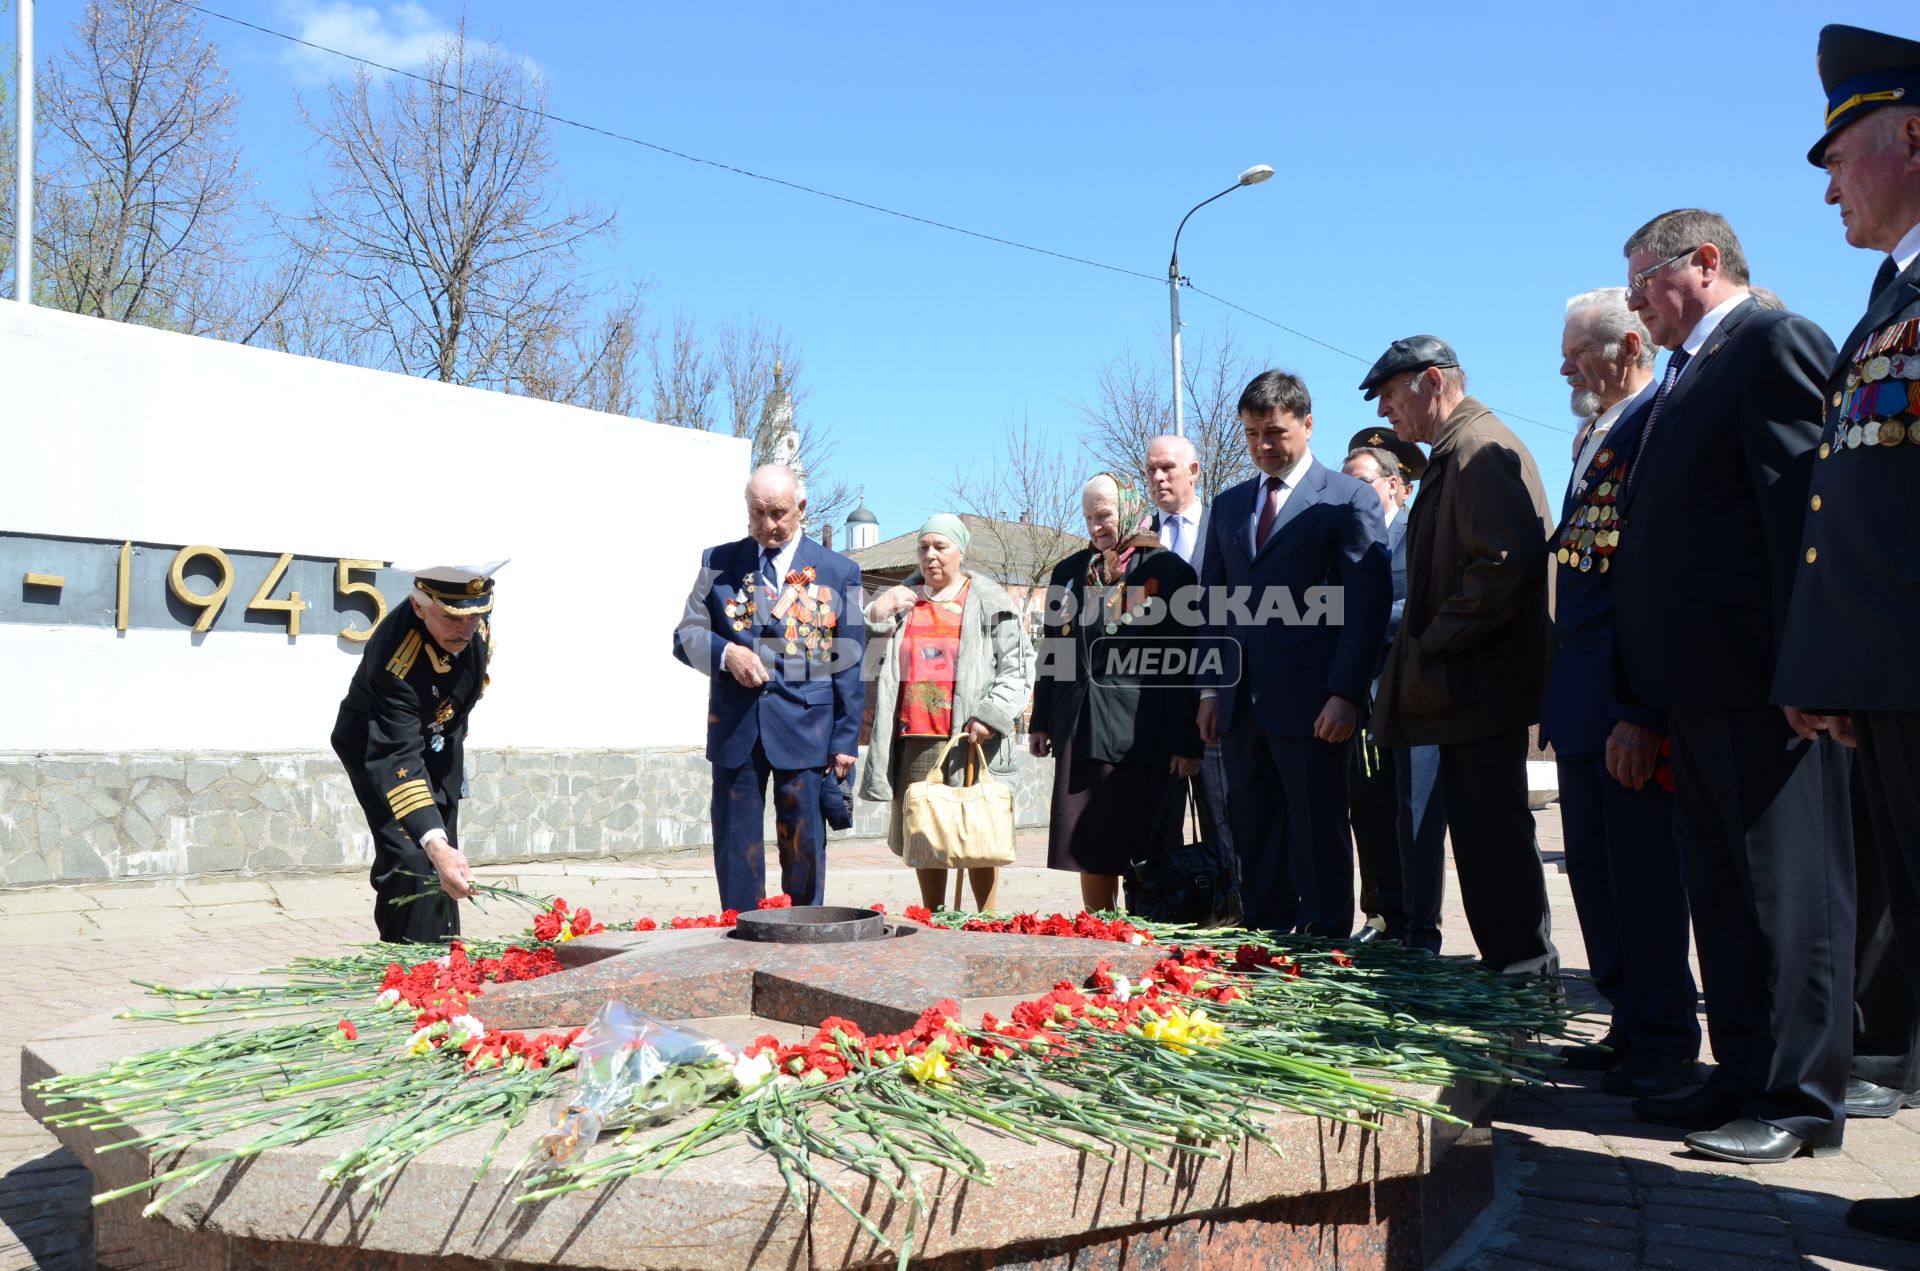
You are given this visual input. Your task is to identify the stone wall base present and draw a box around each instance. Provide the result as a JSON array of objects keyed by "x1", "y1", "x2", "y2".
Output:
[{"x1": 0, "y1": 748, "x2": 1057, "y2": 888}]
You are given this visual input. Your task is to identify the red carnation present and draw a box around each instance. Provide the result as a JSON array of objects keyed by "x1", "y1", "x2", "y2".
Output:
[{"x1": 336, "y1": 1019, "x2": 358, "y2": 1041}]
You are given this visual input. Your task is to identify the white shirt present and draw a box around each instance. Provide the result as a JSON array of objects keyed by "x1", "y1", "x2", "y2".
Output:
[
  {"x1": 1893, "y1": 220, "x2": 1920, "y2": 274},
  {"x1": 757, "y1": 535, "x2": 801, "y2": 585},
  {"x1": 1383, "y1": 503, "x2": 1399, "y2": 528},
  {"x1": 1158, "y1": 501, "x2": 1204, "y2": 563},
  {"x1": 1679, "y1": 292, "x2": 1749, "y2": 363},
  {"x1": 1248, "y1": 451, "x2": 1315, "y2": 547},
  {"x1": 1572, "y1": 379, "x2": 1656, "y2": 486}
]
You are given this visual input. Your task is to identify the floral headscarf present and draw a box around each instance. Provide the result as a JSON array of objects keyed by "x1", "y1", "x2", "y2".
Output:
[{"x1": 1084, "y1": 471, "x2": 1162, "y2": 590}]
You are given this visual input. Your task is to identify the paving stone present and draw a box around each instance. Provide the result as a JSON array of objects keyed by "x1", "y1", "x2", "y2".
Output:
[
  {"x1": 1486, "y1": 1234, "x2": 1635, "y2": 1271},
  {"x1": 0, "y1": 892, "x2": 97, "y2": 916},
  {"x1": 1643, "y1": 1221, "x2": 1797, "y2": 1261}
]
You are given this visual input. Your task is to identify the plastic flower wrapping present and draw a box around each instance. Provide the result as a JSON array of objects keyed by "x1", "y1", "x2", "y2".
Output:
[{"x1": 538, "y1": 1002, "x2": 739, "y2": 1163}]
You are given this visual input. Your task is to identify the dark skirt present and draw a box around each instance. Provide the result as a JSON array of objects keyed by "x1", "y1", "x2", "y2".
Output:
[{"x1": 1047, "y1": 731, "x2": 1177, "y2": 876}]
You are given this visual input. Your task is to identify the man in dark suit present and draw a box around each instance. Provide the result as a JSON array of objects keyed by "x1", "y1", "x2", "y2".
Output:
[
  {"x1": 1541, "y1": 288, "x2": 1700, "y2": 1097},
  {"x1": 332, "y1": 562, "x2": 500, "y2": 943},
  {"x1": 1197, "y1": 370, "x2": 1390, "y2": 937},
  {"x1": 1610, "y1": 209, "x2": 1850, "y2": 1165},
  {"x1": 674, "y1": 465, "x2": 866, "y2": 911},
  {"x1": 1777, "y1": 23, "x2": 1920, "y2": 1233},
  {"x1": 1366, "y1": 337, "x2": 1557, "y2": 976},
  {"x1": 1146, "y1": 433, "x2": 1229, "y2": 853}
]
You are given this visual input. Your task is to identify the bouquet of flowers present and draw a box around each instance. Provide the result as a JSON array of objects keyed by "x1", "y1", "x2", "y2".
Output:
[{"x1": 538, "y1": 1002, "x2": 738, "y2": 1164}]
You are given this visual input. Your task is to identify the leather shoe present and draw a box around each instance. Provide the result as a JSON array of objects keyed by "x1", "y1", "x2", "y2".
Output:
[
  {"x1": 1633, "y1": 1083, "x2": 1738, "y2": 1130},
  {"x1": 1355, "y1": 924, "x2": 1394, "y2": 946},
  {"x1": 1683, "y1": 1118, "x2": 1840, "y2": 1164},
  {"x1": 1601, "y1": 1052, "x2": 1704, "y2": 1098},
  {"x1": 1558, "y1": 1039, "x2": 1625, "y2": 1072},
  {"x1": 1849, "y1": 1195, "x2": 1920, "y2": 1242},
  {"x1": 1846, "y1": 1077, "x2": 1920, "y2": 1120}
]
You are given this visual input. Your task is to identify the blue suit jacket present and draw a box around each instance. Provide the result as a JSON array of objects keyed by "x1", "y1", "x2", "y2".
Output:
[
  {"x1": 1539, "y1": 397, "x2": 1664, "y2": 755},
  {"x1": 672, "y1": 535, "x2": 867, "y2": 771},
  {"x1": 1200, "y1": 460, "x2": 1390, "y2": 737}
]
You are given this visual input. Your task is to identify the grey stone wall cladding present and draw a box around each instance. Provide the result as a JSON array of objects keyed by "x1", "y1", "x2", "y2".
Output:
[{"x1": 0, "y1": 749, "x2": 1058, "y2": 887}]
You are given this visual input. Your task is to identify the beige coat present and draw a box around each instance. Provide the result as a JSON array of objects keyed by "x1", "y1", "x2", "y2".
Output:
[
  {"x1": 856, "y1": 570, "x2": 1034, "y2": 803},
  {"x1": 1375, "y1": 397, "x2": 1553, "y2": 747}
]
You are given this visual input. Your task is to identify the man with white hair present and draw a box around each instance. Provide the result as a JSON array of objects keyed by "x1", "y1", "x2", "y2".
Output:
[
  {"x1": 1144, "y1": 433, "x2": 1230, "y2": 854},
  {"x1": 331, "y1": 561, "x2": 503, "y2": 942},
  {"x1": 674, "y1": 465, "x2": 866, "y2": 911},
  {"x1": 1542, "y1": 289, "x2": 1701, "y2": 1097}
]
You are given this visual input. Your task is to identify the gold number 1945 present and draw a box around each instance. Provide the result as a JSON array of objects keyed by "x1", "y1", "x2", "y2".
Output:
[{"x1": 248, "y1": 552, "x2": 310, "y2": 637}]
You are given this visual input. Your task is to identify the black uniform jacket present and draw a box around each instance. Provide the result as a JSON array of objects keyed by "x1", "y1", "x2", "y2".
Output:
[
  {"x1": 331, "y1": 604, "x2": 491, "y2": 843},
  {"x1": 1776, "y1": 258, "x2": 1920, "y2": 714}
]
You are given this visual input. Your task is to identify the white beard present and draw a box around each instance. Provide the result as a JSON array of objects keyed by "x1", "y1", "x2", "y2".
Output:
[{"x1": 1571, "y1": 387, "x2": 1601, "y2": 419}]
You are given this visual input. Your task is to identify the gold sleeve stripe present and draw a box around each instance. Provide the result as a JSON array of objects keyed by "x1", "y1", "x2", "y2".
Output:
[
  {"x1": 385, "y1": 779, "x2": 432, "y2": 816},
  {"x1": 386, "y1": 630, "x2": 423, "y2": 679},
  {"x1": 389, "y1": 790, "x2": 438, "y2": 819},
  {"x1": 386, "y1": 778, "x2": 430, "y2": 800}
]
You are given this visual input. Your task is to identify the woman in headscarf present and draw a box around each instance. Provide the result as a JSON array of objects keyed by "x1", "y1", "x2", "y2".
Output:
[
  {"x1": 1030, "y1": 473, "x2": 1202, "y2": 912},
  {"x1": 859, "y1": 513, "x2": 1035, "y2": 912}
]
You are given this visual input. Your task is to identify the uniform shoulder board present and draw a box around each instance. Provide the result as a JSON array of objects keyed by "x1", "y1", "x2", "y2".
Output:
[{"x1": 386, "y1": 629, "x2": 423, "y2": 679}]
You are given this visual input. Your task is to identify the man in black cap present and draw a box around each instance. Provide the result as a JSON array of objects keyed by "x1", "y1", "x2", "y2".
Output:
[
  {"x1": 1362, "y1": 338, "x2": 1558, "y2": 975},
  {"x1": 332, "y1": 561, "x2": 501, "y2": 943},
  {"x1": 1610, "y1": 208, "x2": 1847, "y2": 1165},
  {"x1": 1341, "y1": 429, "x2": 1447, "y2": 954},
  {"x1": 1777, "y1": 23, "x2": 1920, "y2": 1233}
]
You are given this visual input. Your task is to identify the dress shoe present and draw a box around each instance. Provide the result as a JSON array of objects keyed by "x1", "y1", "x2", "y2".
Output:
[
  {"x1": 1558, "y1": 1038, "x2": 1626, "y2": 1072},
  {"x1": 1633, "y1": 1083, "x2": 1738, "y2": 1130},
  {"x1": 1846, "y1": 1077, "x2": 1920, "y2": 1120},
  {"x1": 1355, "y1": 924, "x2": 1394, "y2": 946},
  {"x1": 1601, "y1": 1052, "x2": 1704, "y2": 1098},
  {"x1": 1849, "y1": 1195, "x2": 1920, "y2": 1242},
  {"x1": 1683, "y1": 1118, "x2": 1840, "y2": 1164}
]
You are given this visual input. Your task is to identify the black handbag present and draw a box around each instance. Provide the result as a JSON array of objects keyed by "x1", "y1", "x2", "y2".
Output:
[{"x1": 1123, "y1": 777, "x2": 1242, "y2": 927}]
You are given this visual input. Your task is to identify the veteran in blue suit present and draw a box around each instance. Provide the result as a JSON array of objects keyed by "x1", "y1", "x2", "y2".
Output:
[
  {"x1": 1779, "y1": 23, "x2": 1920, "y2": 1240},
  {"x1": 1197, "y1": 370, "x2": 1391, "y2": 937},
  {"x1": 1542, "y1": 288, "x2": 1700, "y2": 1099},
  {"x1": 673, "y1": 465, "x2": 866, "y2": 911}
]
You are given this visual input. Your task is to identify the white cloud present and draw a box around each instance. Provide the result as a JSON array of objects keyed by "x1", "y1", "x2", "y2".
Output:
[{"x1": 277, "y1": 2, "x2": 452, "y2": 84}]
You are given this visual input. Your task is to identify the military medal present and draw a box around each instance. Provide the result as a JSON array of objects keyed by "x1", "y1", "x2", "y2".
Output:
[{"x1": 430, "y1": 735, "x2": 445, "y2": 753}]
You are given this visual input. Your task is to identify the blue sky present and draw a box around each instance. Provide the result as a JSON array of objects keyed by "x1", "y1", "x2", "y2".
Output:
[{"x1": 17, "y1": 0, "x2": 1906, "y2": 540}]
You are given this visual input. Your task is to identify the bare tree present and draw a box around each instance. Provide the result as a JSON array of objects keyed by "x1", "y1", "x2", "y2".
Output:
[
  {"x1": 943, "y1": 412, "x2": 1087, "y2": 601},
  {"x1": 1075, "y1": 321, "x2": 1262, "y2": 505},
  {"x1": 290, "y1": 26, "x2": 615, "y2": 388},
  {"x1": 718, "y1": 316, "x2": 805, "y2": 440},
  {"x1": 21, "y1": 0, "x2": 246, "y2": 328},
  {"x1": 515, "y1": 283, "x2": 649, "y2": 415},
  {"x1": 647, "y1": 308, "x2": 718, "y2": 430}
]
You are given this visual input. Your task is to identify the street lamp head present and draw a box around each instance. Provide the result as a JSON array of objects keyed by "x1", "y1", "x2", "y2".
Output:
[{"x1": 1237, "y1": 164, "x2": 1275, "y2": 187}]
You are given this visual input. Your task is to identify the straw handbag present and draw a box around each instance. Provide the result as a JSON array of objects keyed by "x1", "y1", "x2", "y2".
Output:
[{"x1": 899, "y1": 735, "x2": 1016, "y2": 871}]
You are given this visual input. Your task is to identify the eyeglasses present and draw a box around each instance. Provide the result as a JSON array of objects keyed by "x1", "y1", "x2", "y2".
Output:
[{"x1": 1627, "y1": 247, "x2": 1698, "y2": 296}]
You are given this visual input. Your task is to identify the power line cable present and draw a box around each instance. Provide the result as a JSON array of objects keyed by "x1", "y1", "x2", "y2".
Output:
[{"x1": 170, "y1": 0, "x2": 1571, "y2": 437}]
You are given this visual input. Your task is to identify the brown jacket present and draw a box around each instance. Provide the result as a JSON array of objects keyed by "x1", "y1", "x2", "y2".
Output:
[{"x1": 1375, "y1": 397, "x2": 1553, "y2": 746}]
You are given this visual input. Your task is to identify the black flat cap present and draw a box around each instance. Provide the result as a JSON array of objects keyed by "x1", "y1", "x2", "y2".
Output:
[
  {"x1": 1359, "y1": 335, "x2": 1458, "y2": 401},
  {"x1": 1345, "y1": 426, "x2": 1429, "y2": 482},
  {"x1": 1809, "y1": 24, "x2": 1920, "y2": 166}
]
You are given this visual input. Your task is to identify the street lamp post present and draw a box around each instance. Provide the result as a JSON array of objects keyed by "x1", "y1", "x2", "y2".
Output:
[{"x1": 1168, "y1": 164, "x2": 1272, "y2": 438}]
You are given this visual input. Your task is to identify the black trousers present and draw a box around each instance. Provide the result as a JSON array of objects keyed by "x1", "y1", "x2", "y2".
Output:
[
  {"x1": 366, "y1": 800, "x2": 462, "y2": 944},
  {"x1": 1222, "y1": 722, "x2": 1355, "y2": 937},
  {"x1": 1556, "y1": 753, "x2": 1699, "y2": 1058},
  {"x1": 1669, "y1": 705, "x2": 1853, "y2": 1139},
  {"x1": 1853, "y1": 711, "x2": 1920, "y2": 1095},
  {"x1": 1350, "y1": 738, "x2": 1404, "y2": 932},
  {"x1": 1438, "y1": 729, "x2": 1555, "y2": 972}
]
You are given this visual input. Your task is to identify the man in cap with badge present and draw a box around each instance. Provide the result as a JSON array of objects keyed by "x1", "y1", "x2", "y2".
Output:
[
  {"x1": 1609, "y1": 207, "x2": 1849, "y2": 1164},
  {"x1": 331, "y1": 561, "x2": 502, "y2": 943},
  {"x1": 1340, "y1": 427, "x2": 1447, "y2": 954},
  {"x1": 674, "y1": 465, "x2": 866, "y2": 912},
  {"x1": 1363, "y1": 337, "x2": 1558, "y2": 976},
  {"x1": 1540, "y1": 288, "x2": 1701, "y2": 1097},
  {"x1": 1778, "y1": 23, "x2": 1920, "y2": 1234}
]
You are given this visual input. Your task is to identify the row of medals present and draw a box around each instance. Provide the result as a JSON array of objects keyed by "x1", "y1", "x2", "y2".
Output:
[
  {"x1": 1828, "y1": 323, "x2": 1920, "y2": 456},
  {"x1": 1556, "y1": 461, "x2": 1628, "y2": 575},
  {"x1": 721, "y1": 573, "x2": 837, "y2": 658}
]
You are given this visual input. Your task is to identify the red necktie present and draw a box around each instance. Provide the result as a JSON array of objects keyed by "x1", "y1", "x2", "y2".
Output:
[{"x1": 1254, "y1": 476, "x2": 1282, "y2": 551}]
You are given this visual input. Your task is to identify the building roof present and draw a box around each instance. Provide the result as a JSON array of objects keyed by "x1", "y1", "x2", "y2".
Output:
[
  {"x1": 845, "y1": 499, "x2": 878, "y2": 525},
  {"x1": 847, "y1": 513, "x2": 1080, "y2": 584}
]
